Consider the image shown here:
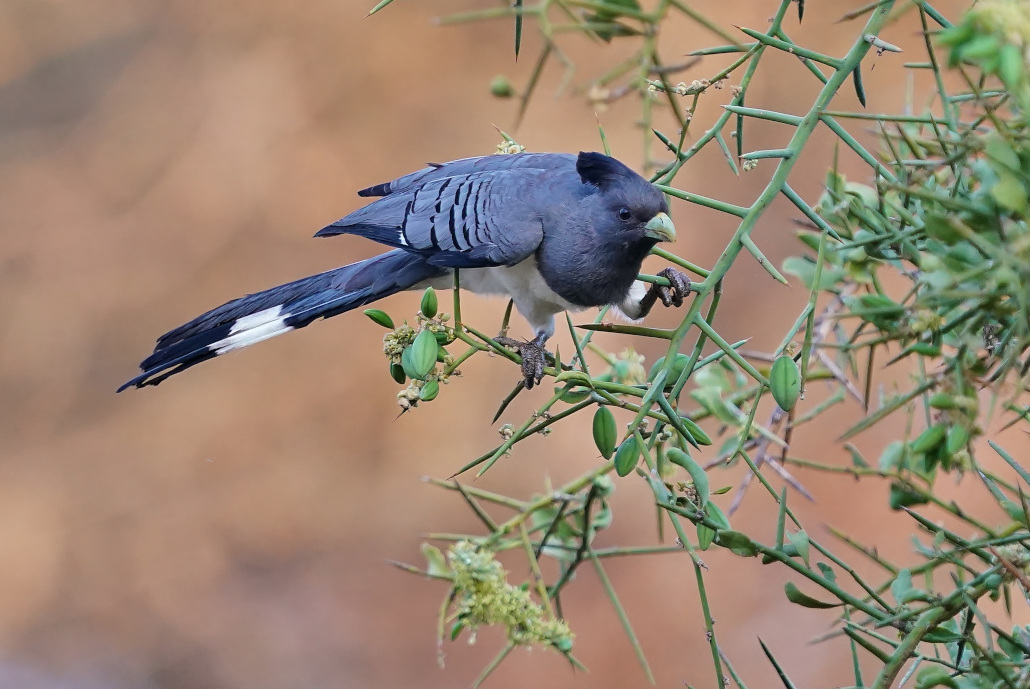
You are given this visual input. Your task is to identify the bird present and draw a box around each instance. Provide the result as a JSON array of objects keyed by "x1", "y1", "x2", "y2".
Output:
[{"x1": 119, "y1": 151, "x2": 691, "y2": 392}]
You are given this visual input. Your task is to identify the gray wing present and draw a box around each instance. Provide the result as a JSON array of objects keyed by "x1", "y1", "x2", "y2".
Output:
[
  {"x1": 316, "y1": 154, "x2": 578, "y2": 268},
  {"x1": 353, "y1": 152, "x2": 576, "y2": 197}
]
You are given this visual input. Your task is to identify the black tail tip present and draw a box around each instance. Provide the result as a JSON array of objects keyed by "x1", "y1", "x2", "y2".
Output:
[
  {"x1": 314, "y1": 224, "x2": 344, "y2": 238},
  {"x1": 117, "y1": 373, "x2": 146, "y2": 393}
]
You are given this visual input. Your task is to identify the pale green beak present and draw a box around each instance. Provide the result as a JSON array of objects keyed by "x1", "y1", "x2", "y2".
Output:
[{"x1": 643, "y1": 212, "x2": 676, "y2": 243}]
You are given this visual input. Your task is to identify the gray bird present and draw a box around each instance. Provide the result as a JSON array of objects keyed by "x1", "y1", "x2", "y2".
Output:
[{"x1": 119, "y1": 151, "x2": 689, "y2": 391}]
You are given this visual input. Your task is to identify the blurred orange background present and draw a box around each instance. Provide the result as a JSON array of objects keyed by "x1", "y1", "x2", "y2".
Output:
[{"x1": 2, "y1": 1, "x2": 1023, "y2": 688}]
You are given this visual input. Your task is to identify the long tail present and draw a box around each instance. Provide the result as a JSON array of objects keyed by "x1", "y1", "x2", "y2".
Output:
[{"x1": 120, "y1": 250, "x2": 445, "y2": 391}]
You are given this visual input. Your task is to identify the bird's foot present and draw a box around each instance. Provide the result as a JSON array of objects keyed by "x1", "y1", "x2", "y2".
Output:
[
  {"x1": 650, "y1": 267, "x2": 691, "y2": 307},
  {"x1": 494, "y1": 335, "x2": 548, "y2": 389}
]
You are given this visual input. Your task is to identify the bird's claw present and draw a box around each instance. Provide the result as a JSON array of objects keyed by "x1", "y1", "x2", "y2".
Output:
[
  {"x1": 494, "y1": 336, "x2": 547, "y2": 389},
  {"x1": 653, "y1": 267, "x2": 691, "y2": 307}
]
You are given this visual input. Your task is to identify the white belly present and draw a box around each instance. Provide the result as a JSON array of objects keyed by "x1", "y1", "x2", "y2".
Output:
[{"x1": 419, "y1": 258, "x2": 584, "y2": 338}]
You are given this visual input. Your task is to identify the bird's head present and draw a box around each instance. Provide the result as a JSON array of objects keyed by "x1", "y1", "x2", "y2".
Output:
[{"x1": 576, "y1": 151, "x2": 675, "y2": 247}]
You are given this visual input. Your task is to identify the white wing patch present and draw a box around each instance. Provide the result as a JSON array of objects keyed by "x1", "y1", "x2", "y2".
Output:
[{"x1": 210, "y1": 305, "x2": 294, "y2": 355}]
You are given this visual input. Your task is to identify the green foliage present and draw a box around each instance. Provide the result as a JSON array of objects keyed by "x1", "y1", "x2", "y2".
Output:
[{"x1": 368, "y1": 1, "x2": 1030, "y2": 687}]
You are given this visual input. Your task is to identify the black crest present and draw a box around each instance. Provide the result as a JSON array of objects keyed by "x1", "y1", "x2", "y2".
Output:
[{"x1": 576, "y1": 151, "x2": 634, "y2": 188}]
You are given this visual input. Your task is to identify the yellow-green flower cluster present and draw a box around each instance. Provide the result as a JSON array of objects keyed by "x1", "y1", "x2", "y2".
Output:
[
  {"x1": 906, "y1": 308, "x2": 944, "y2": 340},
  {"x1": 383, "y1": 324, "x2": 416, "y2": 364},
  {"x1": 396, "y1": 379, "x2": 427, "y2": 408},
  {"x1": 646, "y1": 79, "x2": 712, "y2": 96},
  {"x1": 996, "y1": 544, "x2": 1030, "y2": 579},
  {"x1": 970, "y1": 0, "x2": 1030, "y2": 49},
  {"x1": 383, "y1": 314, "x2": 452, "y2": 369},
  {"x1": 416, "y1": 311, "x2": 451, "y2": 338},
  {"x1": 382, "y1": 309, "x2": 457, "y2": 410},
  {"x1": 608, "y1": 347, "x2": 648, "y2": 385},
  {"x1": 942, "y1": 0, "x2": 1030, "y2": 111},
  {"x1": 448, "y1": 541, "x2": 573, "y2": 651},
  {"x1": 496, "y1": 139, "x2": 527, "y2": 155}
]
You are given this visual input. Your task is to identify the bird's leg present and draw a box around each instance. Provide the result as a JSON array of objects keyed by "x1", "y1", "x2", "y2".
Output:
[
  {"x1": 635, "y1": 268, "x2": 691, "y2": 318},
  {"x1": 493, "y1": 331, "x2": 549, "y2": 389}
]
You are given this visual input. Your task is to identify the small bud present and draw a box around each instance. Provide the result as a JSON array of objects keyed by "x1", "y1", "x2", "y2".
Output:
[
  {"x1": 592, "y1": 406, "x2": 617, "y2": 459},
  {"x1": 593, "y1": 474, "x2": 615, "y2": 497},
  {"x1": 364, "y1": 309, "x2": 395, "y2": 329},
  {"x1": 770, "y1": 355, "x2": 801, "y2": 411},
  {"x1": 910, "y1": 424, "x2": 947, "y2": 454},
  {"x1": 945, "y1": 425, "x2": 969, "y2": 455},
  {"x1": 647, "y1": 353, "x2": 689, "y2": 388},
  {"x1": 613, "y1": 438, "x2": 639, "y2": 477},
  {"x1": 420, "y1": 379, "x2": 440, "y2": 402},
  {"x1": 490, "y1": 75, "x2": 514, "y2": 98},
  {"x1": 402, "y1": 329, "x2": 439, "y2": 380},
  {"x1": 390, "y1": 362, "x2": 406, "y2": 384},
  {"x1": 420, "y1": 288, "x2": 438, "y2": 319},
  {"x1": 928, "y1": 392, "x2": 957, "y2": 409}
]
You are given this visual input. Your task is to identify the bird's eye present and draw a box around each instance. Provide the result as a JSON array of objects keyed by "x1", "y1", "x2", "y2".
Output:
[{"x1": 618, "y1": 208, "x2": 632, "y2": 222}]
